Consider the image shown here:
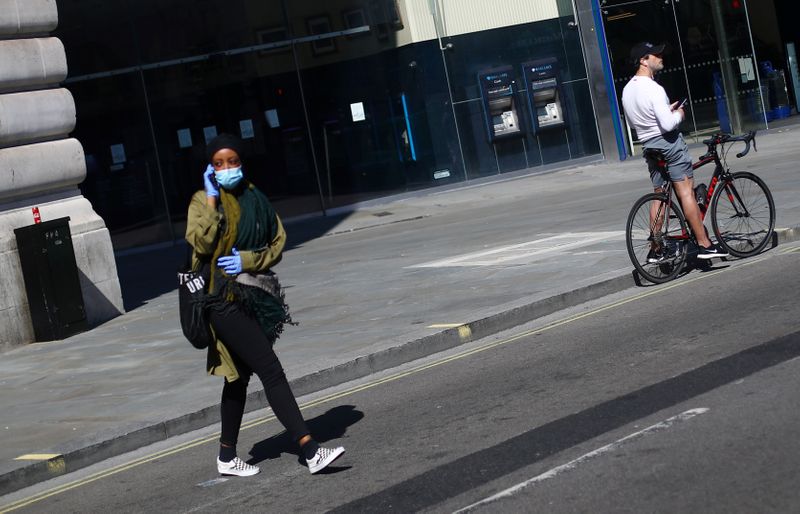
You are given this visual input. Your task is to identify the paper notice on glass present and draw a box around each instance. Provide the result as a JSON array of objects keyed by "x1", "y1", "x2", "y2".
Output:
[
  {"x1": 110, "y1": 144, "x2": 126, "y2": 164},
  {"x1": 203, "y1": 126, "x2": 218, "y2": 144},
  {"x1": 240, "y1": 119, "x2": 255, "y2": 139},
  {"x1": 738, "y1": 57, "x2": 755, "y2": 82},
  {"x1": 350, "y1": 102, "x2": 366, "y2": 122},
  {"x1": 177, "y1": 128, "x2": 193, "y2": 148},
  {"x1": 265, "y1": 109, "x2": 280, "y2": 128}
]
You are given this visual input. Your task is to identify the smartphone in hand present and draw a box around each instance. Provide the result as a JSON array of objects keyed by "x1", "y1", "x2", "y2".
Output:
[{"x1": 677, "y1": 98, "x2": 688, "y2": 109}]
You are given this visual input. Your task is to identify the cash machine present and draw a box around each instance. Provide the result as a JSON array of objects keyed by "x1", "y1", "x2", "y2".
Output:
[
  {"x1": 521, "y1": 58, "x2": 566, "y2": 133},
  {"x1": 478, "y1": 66, "x2": 523, "y2": 142}
]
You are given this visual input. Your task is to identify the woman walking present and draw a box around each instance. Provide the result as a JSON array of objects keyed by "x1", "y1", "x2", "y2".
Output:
[{"x1": 185, "y1": 134, "x2": 345, "y2": 476}]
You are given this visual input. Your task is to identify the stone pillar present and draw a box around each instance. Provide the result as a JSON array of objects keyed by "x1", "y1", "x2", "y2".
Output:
[{"x1": 0, "y1": 0, "x2": 123, "y2": 350}]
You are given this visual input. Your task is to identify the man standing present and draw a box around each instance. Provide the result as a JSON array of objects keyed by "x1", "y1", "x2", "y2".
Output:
[{"x1": 622, "y1": 42, "x2": 728, "y2": 259}]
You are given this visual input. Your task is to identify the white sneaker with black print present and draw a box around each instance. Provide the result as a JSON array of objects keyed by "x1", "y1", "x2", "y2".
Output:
[
  {"x1": 306, "y1": 445, "x2": 346, "y2": 474},
  {"x1": 217, "y1": 456, "x2": 260, "y2": 477}
]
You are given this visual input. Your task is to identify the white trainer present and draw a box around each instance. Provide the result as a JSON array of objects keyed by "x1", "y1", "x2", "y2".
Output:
[
  {"x1": 306, "y1": 446, "x2": 345, "y2": 474},
  {"x1": 217, "y1": 456, "x2": 260, "y2": 477}
]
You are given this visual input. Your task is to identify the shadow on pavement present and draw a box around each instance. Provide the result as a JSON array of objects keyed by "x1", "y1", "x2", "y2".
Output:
[
  {"x1": 114, "y1": 211, "x2": 354, "y2": 311},
  {"x1": 247, "y1": 404, "x2": 364, "y2": 464}
]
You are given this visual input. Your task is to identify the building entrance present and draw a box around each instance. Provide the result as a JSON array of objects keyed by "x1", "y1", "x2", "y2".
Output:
[{"x1": 601, "y1": 0, "x2": 767, "y2": 148}]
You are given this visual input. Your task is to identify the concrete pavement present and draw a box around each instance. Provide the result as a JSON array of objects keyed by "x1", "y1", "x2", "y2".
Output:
[{"x1": 1, "y1": 123, "x2": 799, "y2": 497}]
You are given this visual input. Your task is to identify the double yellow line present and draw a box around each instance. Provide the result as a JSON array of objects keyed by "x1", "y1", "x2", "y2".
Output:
[{"x1": 0, "y1": 250, "x2": 785, "y2": 512}]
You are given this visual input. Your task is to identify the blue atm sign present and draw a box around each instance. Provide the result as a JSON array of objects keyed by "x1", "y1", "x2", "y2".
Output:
[
  {"x1": 527, "y1": 63, "x2": 554, "y2": 76},
  {"x1": 483, "y1": 72, "x2": 510, "y2": 83}
]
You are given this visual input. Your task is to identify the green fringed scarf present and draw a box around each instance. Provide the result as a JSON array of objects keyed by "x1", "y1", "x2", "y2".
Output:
[{"x1": 206, "y1": 181, "x2": 292, "y2": 344}]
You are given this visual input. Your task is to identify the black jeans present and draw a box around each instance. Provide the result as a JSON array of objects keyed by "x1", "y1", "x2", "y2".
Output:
[{"x1": 208, "y1": 306, "x2": 309, "y2": 447}]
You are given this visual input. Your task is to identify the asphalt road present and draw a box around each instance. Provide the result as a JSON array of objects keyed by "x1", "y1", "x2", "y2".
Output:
[{"x1": 3, "y1": 243, "x2": 800, "y2": 513}]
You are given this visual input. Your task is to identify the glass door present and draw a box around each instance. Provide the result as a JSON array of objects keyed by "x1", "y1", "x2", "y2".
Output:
[
  {"x1": 601, "y1": 0, "x2": 765, "y2": 146},
  {"x1": 673, "y1": 0, "x2": 765, "y2": 135}
]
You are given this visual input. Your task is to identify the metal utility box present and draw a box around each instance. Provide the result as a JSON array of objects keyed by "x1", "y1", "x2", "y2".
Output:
[{"x1": 14, "y1": 217, "x2": 88, "y2": 341}]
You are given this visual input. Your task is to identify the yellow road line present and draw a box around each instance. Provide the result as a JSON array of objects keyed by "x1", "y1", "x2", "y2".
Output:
[
  {"x1": 13, "y1": 455, "x2": 61, "y2": 461},
  {"x1": 0, "y1": 254, "x2": 769, "y2": 513}
]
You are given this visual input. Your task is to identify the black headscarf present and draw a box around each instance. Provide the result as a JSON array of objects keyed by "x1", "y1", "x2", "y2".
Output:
[{"x1": 206, "y1": 133, "x2": 244, "y2": 163}]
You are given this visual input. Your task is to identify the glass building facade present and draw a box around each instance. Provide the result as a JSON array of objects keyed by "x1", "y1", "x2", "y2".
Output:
[
  {"x1": 600, "y1": 0, "x2": 769, "y2": 146},
  {"x1": 54, "y1": 0, "x2": 601, "y2": 251}
]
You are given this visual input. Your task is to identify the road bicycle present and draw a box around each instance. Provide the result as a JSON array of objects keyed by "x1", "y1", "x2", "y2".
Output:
[{"x1": 625, "y1": 131, "x2": 775, "y2": 284}]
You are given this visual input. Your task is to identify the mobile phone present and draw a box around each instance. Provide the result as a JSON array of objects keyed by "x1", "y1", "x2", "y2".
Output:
[{"x1": 678, "y1": 98, "x2": 688, "y2": 109}]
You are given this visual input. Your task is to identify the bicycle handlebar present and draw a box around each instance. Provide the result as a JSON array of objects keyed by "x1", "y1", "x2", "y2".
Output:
[
  {"x1": 702, "y1": 130, "x2": 757, "y2": 158},
  {"x1": 733, "y1": 131, "x2": 757, "y2": 158}
]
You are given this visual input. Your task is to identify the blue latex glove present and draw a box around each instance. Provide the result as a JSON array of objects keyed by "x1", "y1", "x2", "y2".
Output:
[
  {"x1": 217, "y1": 248, "x2": 242, "y2": 275},
  {"x1": 203, "y1": 164, "x2": 219, "y2": 197}
]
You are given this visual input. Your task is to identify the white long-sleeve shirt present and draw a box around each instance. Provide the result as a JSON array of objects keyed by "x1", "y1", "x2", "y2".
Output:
[{"x1": 621, "y1": 75, "x2": 682, "y2": 142}]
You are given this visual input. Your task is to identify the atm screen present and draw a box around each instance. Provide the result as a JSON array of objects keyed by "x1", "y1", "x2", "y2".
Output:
[
  {"x1": 530, "y1": 77, "x2": 557, "y2": 90},
  {"x1": 487, "y1": 84, "x2": 512, "y2": 96}
]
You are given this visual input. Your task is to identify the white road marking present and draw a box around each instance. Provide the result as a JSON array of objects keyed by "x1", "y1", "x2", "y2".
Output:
[
  {"x1": 196, "y1": 478, "x2": 229, "y2": 487},
  {"x1": 454, "y1": 408, "x2": 709, "y2": 513},
  {"x1": 408, "y1": 232, "x2": 624, "y2": 268}
]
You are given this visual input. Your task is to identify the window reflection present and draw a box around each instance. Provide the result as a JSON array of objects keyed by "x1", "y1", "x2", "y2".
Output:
[{"x1": 56, "y1": 0, "x2": 601, "y2": 250}]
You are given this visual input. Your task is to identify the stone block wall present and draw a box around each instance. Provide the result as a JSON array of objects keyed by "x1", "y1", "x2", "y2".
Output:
[{"x1": 0, "y1": 0, "x2": 123, "y2": 350}]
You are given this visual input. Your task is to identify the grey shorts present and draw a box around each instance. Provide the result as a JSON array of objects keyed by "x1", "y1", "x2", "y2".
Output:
[{"x1": 642, "y1": 132, "x2": 693, "y2": 188}]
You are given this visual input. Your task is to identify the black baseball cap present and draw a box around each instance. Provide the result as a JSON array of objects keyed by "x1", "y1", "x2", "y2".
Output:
[{"x1": 629, "y1": 42, "x2": 666, "y2": 64}]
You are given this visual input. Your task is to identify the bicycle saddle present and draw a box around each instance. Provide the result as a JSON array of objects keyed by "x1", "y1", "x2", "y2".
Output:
[{"x1": 642, "y1": 148, "x2": 667, "y2": 168}]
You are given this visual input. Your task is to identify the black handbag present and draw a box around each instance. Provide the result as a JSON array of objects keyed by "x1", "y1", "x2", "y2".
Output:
[{"x1": 178, "y1": 259, "x2": 213, "y2": 349}]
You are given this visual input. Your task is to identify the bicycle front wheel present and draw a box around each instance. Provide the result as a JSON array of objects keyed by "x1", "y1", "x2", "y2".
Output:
[
  {"x1": 626, "y1": 193, "x2": 689, "y2": 284},
  {"x1": 710, "y1": 171, "x2": 775, "y2": 258}
]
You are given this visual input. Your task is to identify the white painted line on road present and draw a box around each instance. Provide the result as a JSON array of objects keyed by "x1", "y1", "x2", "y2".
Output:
[
  {"x1": 408, "y1": 232, "x2": 624, "y2": 268},
  {"x1": 428, "y1": 323, "x2": 465, "y2": 328},
  {"x1": 196, "y1": 477, "x2": 229, "y2": 487},
  {"x1": 454, "y1": 408, "x2": 709, "y2": 513}
]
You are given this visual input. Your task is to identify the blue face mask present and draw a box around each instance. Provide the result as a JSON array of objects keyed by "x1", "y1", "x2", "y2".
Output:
[{"x1": 214, "y1": 166, "x2": 244, "y2": 189}]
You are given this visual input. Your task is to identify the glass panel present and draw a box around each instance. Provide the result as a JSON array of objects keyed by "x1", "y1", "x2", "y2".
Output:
[
  {"x1": 56, "y1": 0, "x2": 139, "y2": 75},
  {"x1": 58, "y1": 0, "x2": 327, "y2": 248},
  {"x1": 441, "y1": 15, "x2": 600, "y2": 178},
  {"x1": 286, "y1": 1, "x2": 462, "y2": 209},
  {"x1": 603, "y1": 0, "x2": 691, "y2": 140},
  {"x1": 602, "y1": 0, "x2": 765, "y2": 145},
  {"x1": 131, "y1": 0, "x2": 271, "y2": 64},
  {"x1": 69, "y1": 75, "x2": 172, "y2": 250},
  {"x1": 452, "y1": 99, "x2": 500, "y2": 179},
  {"x1": 57, "y1": 0, "x2": 603, "y2": 251},
  {"x1": 675, "y1": 0, "x2": 766, "y2": 133},
  {"x1": 142, "y1": 51, "x2": 321, "y2": 224},
  {"x1": 564, "y1": 79, "x2": 603, "y2": 157}
]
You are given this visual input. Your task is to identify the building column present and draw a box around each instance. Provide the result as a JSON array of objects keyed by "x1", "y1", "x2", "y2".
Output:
[
  {"x1": 573, "y1": 0, "x2": 627, "y2": 161},
  {"x1": 0, "y1": 0, "x2": 123, "y2": 350}
]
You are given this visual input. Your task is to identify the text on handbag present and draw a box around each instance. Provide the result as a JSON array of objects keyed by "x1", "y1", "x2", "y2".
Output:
[{"x1": 179, "y1": 272, "x2": 206, "y2": 293}]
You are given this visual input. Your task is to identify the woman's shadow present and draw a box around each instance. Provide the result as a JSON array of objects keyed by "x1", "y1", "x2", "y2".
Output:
[{"x1": 247, "y1": 404, "x2": 363, "y2": 474}]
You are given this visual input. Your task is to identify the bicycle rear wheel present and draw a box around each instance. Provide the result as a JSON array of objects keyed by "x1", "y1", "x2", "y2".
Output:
[
  {"x1": 626, "y1": 193, "x2": 689, "y2": 284},
  {"x1": 710, "y1": 171, "x2": 775, "y2": 258}
]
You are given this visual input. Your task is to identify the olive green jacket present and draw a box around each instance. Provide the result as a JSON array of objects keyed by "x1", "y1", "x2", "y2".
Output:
[{"x1": 185, "y1": 190, "x2": 286, "y2": 381}]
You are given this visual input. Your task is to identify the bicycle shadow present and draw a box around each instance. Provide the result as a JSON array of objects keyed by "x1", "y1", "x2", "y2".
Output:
[
  {"x1": 684, "y1": 254, "x2": 729, "y2": 274},
  {"x1": 245, "y1": 404, "x2": 363, "y2": 472},
  {"x1": 632, "y1": 248, "x2": 731, "y2": 287}
]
